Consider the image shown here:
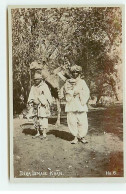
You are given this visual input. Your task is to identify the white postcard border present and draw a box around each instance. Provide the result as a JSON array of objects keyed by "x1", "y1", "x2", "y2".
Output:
[{"x1": 8, "y1": 4, "x2": 126, "y2": 183}]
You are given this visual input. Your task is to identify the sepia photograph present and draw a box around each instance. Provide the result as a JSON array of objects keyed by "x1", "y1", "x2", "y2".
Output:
[{"x1": 8, "y1": 5, "x2": 125, "y2": 181}]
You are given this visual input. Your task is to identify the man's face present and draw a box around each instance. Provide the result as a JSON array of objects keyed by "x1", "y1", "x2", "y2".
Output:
[
  {"x1": 71, "y1": 71, "x2": 80, "y2": 79},
  {"x1": 34, "y1": 78, "x2": 41, "y2": 86}
]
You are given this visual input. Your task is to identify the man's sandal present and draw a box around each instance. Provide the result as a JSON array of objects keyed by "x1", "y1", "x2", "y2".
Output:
[
  {"x1": 70, "y1": 138, "x2": 78, "y2": 144},
  {"x1": 32, "y1": 132, "x2": 40, "y2": 139},
  {"x1": 81, "y1": 138, "x2": 88, "y2": 144}
]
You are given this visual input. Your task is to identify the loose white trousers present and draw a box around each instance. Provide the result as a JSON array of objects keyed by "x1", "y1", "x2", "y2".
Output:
[{"x1": 67, "y1": 112, "x2": 88, "y2": 138}]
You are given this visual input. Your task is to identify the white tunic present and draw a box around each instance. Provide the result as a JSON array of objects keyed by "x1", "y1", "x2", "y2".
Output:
[
  {"x1": 28, "y1": 81, "x2": 52, "y2": 117},
  {"x1": 61, "y1": 77, "x2": 90, "y2": 112}
]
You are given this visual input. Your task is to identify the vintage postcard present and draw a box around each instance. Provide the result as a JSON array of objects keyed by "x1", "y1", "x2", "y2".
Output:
[{"x1": 8, "y1": 5, "x2": 125, "y2": 182}]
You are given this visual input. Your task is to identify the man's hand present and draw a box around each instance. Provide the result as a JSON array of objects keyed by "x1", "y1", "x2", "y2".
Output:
[
  {"x1": 28, "y1": 99, "x2": 34, "y2": 105},
  {"x1": 33, "y1": 99, "x2": 39, "y2": 105},
  {"x1": 73, "y1": 88, "x2": 80, "y2": 96}
]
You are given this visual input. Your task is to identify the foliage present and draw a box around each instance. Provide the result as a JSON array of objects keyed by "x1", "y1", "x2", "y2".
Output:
[{"x1": 11, "y1": 7, "x2": 122, "y2": 113}]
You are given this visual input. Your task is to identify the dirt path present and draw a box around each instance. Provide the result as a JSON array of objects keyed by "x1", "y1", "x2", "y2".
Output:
[{"x1": 13, "y1": 105, "x2": 123, "y2": 178}]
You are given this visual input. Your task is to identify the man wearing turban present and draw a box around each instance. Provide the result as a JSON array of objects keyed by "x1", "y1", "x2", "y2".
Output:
[
  {"x1": 27, "y1": 73, "x2": 53, "y2": 139},
  {"x1": 59, "y1": 65, "x2": 90, "y2": 144}
]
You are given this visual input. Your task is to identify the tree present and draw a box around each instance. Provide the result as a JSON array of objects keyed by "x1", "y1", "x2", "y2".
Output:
[{"x1": 11, "y1": 7, "x2": 122, "y2": 114}]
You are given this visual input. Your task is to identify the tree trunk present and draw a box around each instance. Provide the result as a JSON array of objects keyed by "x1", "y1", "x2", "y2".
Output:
[{"x1": 55, "y1": 98, "x2": 61, "y2": 126}]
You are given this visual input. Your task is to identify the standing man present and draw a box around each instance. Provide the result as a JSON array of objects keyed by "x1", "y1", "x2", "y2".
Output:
[
  {"x1": 59, "y1": 65, "x2": 90, "y2": 144},
  {"x1": 27, "y1": 73, "x2": 53, "y2": 139}
]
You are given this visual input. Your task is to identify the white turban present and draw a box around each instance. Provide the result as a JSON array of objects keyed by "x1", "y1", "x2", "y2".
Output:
[{"x1": 70, "y1": 65, "x2": 82, "y2": 72}]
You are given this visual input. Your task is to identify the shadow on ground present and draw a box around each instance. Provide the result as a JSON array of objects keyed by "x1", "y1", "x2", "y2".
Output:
[
  {"x1": 47, "y1": 130, "x2": 73, "y2": 141},
  {"x1": 22, "y1": 128, "x2": 74, "y2": 141},
  {"x1": 22, "y1": 128, "x2": 37, "y2": 136},
  {"x1": 21, "y1": 122, "x2": 74, "y2": 142}
]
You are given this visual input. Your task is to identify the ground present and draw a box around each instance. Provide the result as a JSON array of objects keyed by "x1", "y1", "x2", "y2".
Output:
[{"x1": 13, "y1": 104, "x2": 123, "y2": 178}]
